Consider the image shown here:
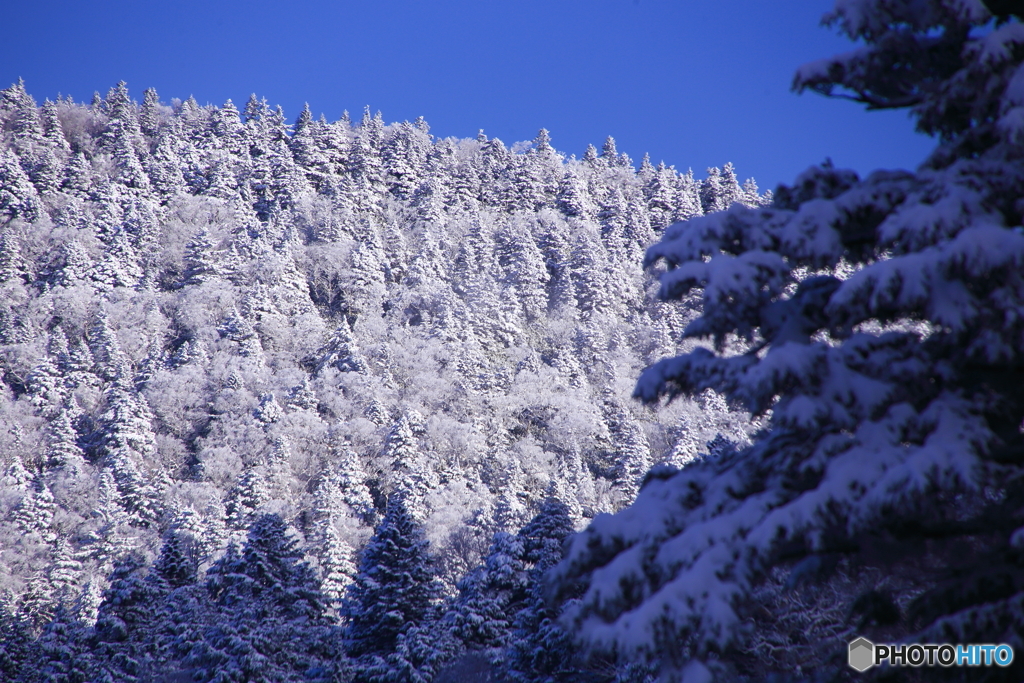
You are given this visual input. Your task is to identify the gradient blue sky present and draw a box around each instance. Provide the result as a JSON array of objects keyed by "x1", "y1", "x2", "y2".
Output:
[{"x1": 3, "y1": 0, "x2": 935, "y2": 190}]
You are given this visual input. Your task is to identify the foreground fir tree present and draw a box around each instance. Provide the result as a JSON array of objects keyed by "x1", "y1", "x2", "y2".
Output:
[
  {"x1": 89, "y1": 554, "x2": 167, "y2": 682},
  {"x1": 501, "y1": 499, "x2": 587, "y2": 683},
  {"x1": 22, "y1": 604, "x2": 93, "y2": 683},
  {"x1": 553, "y1": 2, "x2": 1024, "y2": 682},
  {"x1": 0, "y1": 599, "x2": 34, "y2": 682},
  {"x1": 444, "y1": 499, "x2": 648, "y2": 683},
  {"x1": 450, "y1": 531, "x2": 530, "y2": 653},
  {"x1": 344, "y1": 495, "x2": 444, "y2": 682},
  {"x1": 192, "y1": 514, "x2": 342, "y2": 683}
]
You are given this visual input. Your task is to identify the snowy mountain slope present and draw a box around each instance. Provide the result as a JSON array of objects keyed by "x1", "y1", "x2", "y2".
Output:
[{"x1": 0, "y1": 81, "x2": 764, "y2": 635}]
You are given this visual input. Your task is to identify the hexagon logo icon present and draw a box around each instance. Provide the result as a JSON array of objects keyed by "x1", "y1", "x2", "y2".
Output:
[{"x1": 848, "y1": 637, "x2": 875, "y2": 672}]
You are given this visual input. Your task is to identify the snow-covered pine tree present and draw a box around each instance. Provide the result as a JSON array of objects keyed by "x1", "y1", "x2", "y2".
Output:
[
  {"x1": 698, "y1": 164, "x2": 742, "y2": 214},
  {"x1": 89, "y1": 554, "x2": 166, "y2": 682},
  {"x1": 383, "y1": 120, "x2": 430, "y2": 201},
  {"x1": 343, "y1": 495, "x2": 443, "y2": 669},
  {"x1": 22, "y1": 603, "x2": 94, "y2": 683},
  {"x1": 0, "y1": 594, "x2": 35, "y2": 681},
  {"x1": 60, "y1": 151, "x2": 94, "y2": 199},
  {"x1": 71, "y1": 579, "x2": 104, "y2": 627},
  {"x1": 147, "y1": 534, "x2": 206, "y2": 675},
  {"x1": 643, "y1": 161, "x2": 677, "y2": 230},
  {"x1": 349, "y1": 107, "x2": 387, "y2": 211},
  {"x1": 500, "y1": 498, "x2": 594, "y2": 683},
  {"x1": 334, "y1": 442, "x2": 376, "y2": 522},
  {"x1": 152, "y1": 533, "x2": 196, "y2": 590},
  {"x1": 87, "y1": 469, "x2": 137, "y2": 572},
  {"x1": 553, "y1": 2, "x2": 1024, "y2": 681},
  {"x1": 145, "y1": 122, "x2": 188, "y2": 198},
  {"x1": 0, "y1": 228, "x2": 30, "y2": 287},
  {"x1": 26, "y1": 354, "x2": 65, "y2": 419},
  {"x1": 600, "y1": 136, "x2": 620, "y2": 167},
  {"x1": 39, "y1": 98, "x2": 69, "y2": 154},
  {"x1": 556, "y1": 166, "x2": 596, "y2": 220},
  {"x1": 450, "y1": 531, "x2": 530, "y2": 652},
  {"x1": 197, "y1": 514, "x2": 341, "y2": 682},
  {"x1": 318, "y1": 521, "x2": 358, "y2": 609},
  {"x1": 476, "y1": 136, "x2": 513, "y2": 207},
  {"x1": 180, "y1": 228, "x2": 222, "y2": 287},
  {"x1": 47, "y1": 538, "x2": 83, "y2": 607},
  {"x1": 108, "y1": 118, "x2": 151, "y2": 193},
  {"x1": 382, "y1": 411, "x2": 438, "y2": 522},
  {"x1": 0, "y1": 148, "x2": 41, "y2": 222},
  {"x1": 6, "y1": 81, "x2": 43, "y2": 159},
  {"x1": 670, "y1": 167, "x2": 703, "y2": 224},
  {"x1": 16, "y1": 574, "x2": 56, "y2": 635},
  {"x1": 138, "y1": 87, "x2": 161, "y2": 138},
  {"x1": 605, "y1": 400, "x2": 651, "y2": 506},
  {"x1": 225, "y1": 462, "x2": 271, "y2": 531},
  {"x1": 497, "y1": 215, "x2": 549, "y2": 323},
  {"x1": 313, "y1": 317, "x2": 368, "y2": 375},
  {"x1": 291, "y1": 103, "x2": 331, "y2": 191},
  {"x1": 101, "y1": 382, "x2": 162, "y2": 528},
  {"x1": 12, "y1": 475, "x2": 57, "y2": 546}
]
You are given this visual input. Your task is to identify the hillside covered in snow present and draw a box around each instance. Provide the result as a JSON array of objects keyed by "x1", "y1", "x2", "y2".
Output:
[{"x1": 0, "y1": 80, "x2": 766, "y2": 682}]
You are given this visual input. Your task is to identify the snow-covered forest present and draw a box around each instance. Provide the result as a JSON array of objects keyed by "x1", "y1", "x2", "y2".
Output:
[
  {"x1": 0, "y1": 76, "x2": 767, "y2": 681},
  {"x1": 6, "y1": 0, "x2": 1022, "y2": 681}
]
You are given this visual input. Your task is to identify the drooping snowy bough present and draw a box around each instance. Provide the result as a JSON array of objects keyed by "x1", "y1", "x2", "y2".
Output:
[{"x1": 553, "y1": 2, "x2": 1024, "y2": 681}]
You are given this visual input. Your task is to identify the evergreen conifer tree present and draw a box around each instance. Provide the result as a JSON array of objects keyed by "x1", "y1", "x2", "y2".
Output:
[
  {"x1": 180, "y1": 228, "x2": 221, "y2": 287},
  {"x1": 197, "y1": 514, "x2": 341, "y2": 682},
  {"x1": 72, "y1": 579, "x2": 105, "y2": 627},
  {"x1": 318, "y1": 521, "x2": 358, "y2": 608},
  {"x1": 501, "y1": 498, "x2": 584, "y2": 683},
  {"x1": 383, "y1": 120, "x2": 429, "y2": 200},
  {"x1": 498, "y1": 217, "x2": 549, "y2": 323},
  {"x1": 88, "y1": 469, "x2": 137, "y2": 571},
  {"x1": 606, "y1": 401, "x2": 651, "y2": 505},
  {"x1": 13, "y1": 475, "x2": 58, "y2": 546},
  {"x1": 26, "y1": 604, "x2": 93, "y2": 683},
  {"x1": 313, "y1": 318, "x2": 368, "y2": 375},
  {"x1": 0, "y1": 595, "x2": 34, "y2": 682},
  {"x1": 336, "y1": 444, "x2": 376, "y2": 522},
  {"x1": 554, "y1": 3, "x2": 1024, "y2": 681},
  {"x1": 451, "y1": 531, "x2": 530, "y2": 652},
  {"x1": 671, "y1": 168, "x2": 703, "y2": 223},
  {"x1": 382, "y1": 412, "x2": 438, "y2": 521},
  {"x1": 17, "y1": 573, "x2": 57, "y2": 635},
  {"x1": 225, "y1": 463, "x2": 271, "y2": 531},
  {"x1": 0, "y1": 148, "x2": 41, "y2": 222},
  {"x1": 101, "y1": 384, "x2": 162, "y2": 528},
  {"x1": 153, "y1": 533, "x2": 197, "y2": 590},
  {"x1": 344, "y1": 495, "x2": 442, "y2": 667},
  {"x1": 40, "y1": 98, "x2": 70, "y2": 153},
  {"x1": 48, "y1": 538, "x2": 84, "y2": 606},
  {"x1": 90, "y1": 554, "x2": 165, "y2": 682},
  {"x1": 600, "y1": 136, "x2": 619, "y2": 166},
  {"x1": 26, "y1": 354, "x2": 65, "y2": 418},
  {"x1": 138, "y1": 87, "x2": 161, "y2": 137},
  {"x1": 0, "y1": 228, "x2": 31, "y2": 286},
  {"x1": 643, "y1": 162, "x2": 675, "y2": 230},
  {"x1": 290, "y1": 103, "x2": 330, "y2": 189}
]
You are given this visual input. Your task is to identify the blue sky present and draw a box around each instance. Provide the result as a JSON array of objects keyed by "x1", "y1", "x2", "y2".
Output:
[{"x1": 3, "y1": 0, "x2": 934, "y2": 190}]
